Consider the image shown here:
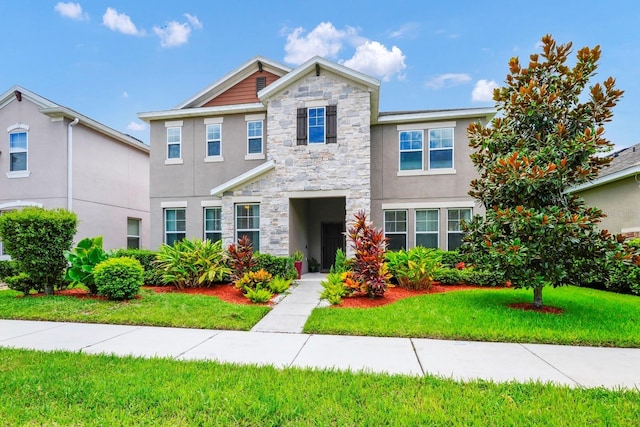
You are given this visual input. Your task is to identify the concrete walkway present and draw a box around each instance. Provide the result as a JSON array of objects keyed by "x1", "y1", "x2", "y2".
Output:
[{"x1": 0, "y1": 274, "x2": 639, "y2": 390}]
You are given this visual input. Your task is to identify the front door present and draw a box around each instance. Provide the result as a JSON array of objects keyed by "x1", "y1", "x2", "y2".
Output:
[{"x1": 321, "y1": 222, "x2": 345, "y2": 271}]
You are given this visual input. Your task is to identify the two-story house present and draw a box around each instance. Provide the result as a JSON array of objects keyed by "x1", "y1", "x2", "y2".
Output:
[
  {"x1": 139, "y1": 56, "x2": 495, "y2": 272},
  {"x1": 0, "y1": 86, "x2": 150, "y2": 257}
]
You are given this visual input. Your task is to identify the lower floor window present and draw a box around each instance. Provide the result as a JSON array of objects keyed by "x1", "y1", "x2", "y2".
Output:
[
  {"x1": 236, "y1": 204, "x2": 260, "y2": 251},
  {"x1": 165, "y1": 209, "x2": 186, "y2": 246},
  {"x1": 415, "y1": 209, "x2": 439, "y2": 248},
  {"x1": 204, "y1": 207, "x2": 222, "y2": 242},
  {"x1": 447, "y1": 208, "x2": 471, "y2": 250},
  {"x1": 384, "y1": 210, "x2": 407, "y2": 251},
  {"x1": 127, "y1": 218, "x2": 141, "y2": 249}
]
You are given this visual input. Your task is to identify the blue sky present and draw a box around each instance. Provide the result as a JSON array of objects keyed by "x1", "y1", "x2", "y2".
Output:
[{"x1": 2, "y1": 1, "x2": 638, "y2": 150}]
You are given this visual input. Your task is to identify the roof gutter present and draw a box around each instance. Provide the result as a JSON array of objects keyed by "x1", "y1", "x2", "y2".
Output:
[{"x1": 67, "y1": 117, "x2": 79, "y2": 211}]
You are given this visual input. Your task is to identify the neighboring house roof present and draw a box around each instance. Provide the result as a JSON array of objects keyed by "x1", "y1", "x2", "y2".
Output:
[
  {"x1": 0, "y1": 85, "x2": 149, "y2": 154},
  {"x1": 568, "y1": 143, "x2": 640, "y2": 192}
]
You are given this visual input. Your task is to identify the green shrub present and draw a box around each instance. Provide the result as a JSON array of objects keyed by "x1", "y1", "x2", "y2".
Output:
[
  {"x1": 320, "y1": 272, "x2": 347, "y2": 305},
  {"x1": 155, "y1": 239, "x2": 230, "y2": 289},
  {"x1": 433, "y1": 268, "x2": 464, "y2": 285},
  {"x1": 439, "y1": 250, "x2": 466, "y2": 268},
  {"x1": 267, "y1": 276, "x2": 292, "y2": 294},
  {"x1": 627, "y1": 238, "x2": 640, "y2": 250},
  {"x1": 93, "y1": 257, "x2": 144, "y2": 300},
  {"x1": 253, "y1": 253, "x2": 297, "y2": 280},
  {"x1": 4, "y1": 272, "x2": 40, "y2": 296},
  {"x1": 235, "y1": 269, "x2": 272, "y2": 292},
  {"x1": 385, "y1": 247, "x2": 442, "y2": 290},
  {"x1": 0, "y1": 260, "x2": 18, "y2": 280},
  {"x1": 0, "y1": 207, "x2": 77, "y2": 295},
  {"x1": 607, "y1": 260, "x2": 640, "y2": 296},
  {"x1": 329, "y1": 248, "x2": 350, "y2": 274},
  {"x1": 244, "y1": 287, "x2": 273, "y2": 303},
  {"x1": 464, "y1": 269, "x2": 504, "y2": 287},
  {"x1": 112, "y1": 249, "x2": 164, "y2": 286},
  {"x1": 64, "y1": 236, "x2": 109, "y2": 294}
]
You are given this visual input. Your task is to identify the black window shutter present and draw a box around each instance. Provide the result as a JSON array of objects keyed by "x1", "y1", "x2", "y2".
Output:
[
  {"x1": 326, "y1": 105, "x2": 337, "y2": 143},
  {"x1": 296, "y1": 108, "x2": 307, "y2": 145}
]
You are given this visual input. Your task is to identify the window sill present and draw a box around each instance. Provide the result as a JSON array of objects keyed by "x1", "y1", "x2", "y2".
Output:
[
  {"x1": 245, "y1": 153, "x2": 265, "y2": 160},
  {"x1": 164, "y1": 158, "x2": 183, "y2": 165},
  {"x1": 0, "y1": 255, "x2": 10, "y2": 261},
  {"x1": 204, "y1": 156, "x2": 224, "y2": 163},
  {"x1": 6, "y1": 170, "x2": 30, "y2": 178},
  {"x1": 397, "y1": 168, "x2": 456, "y2": 177}
]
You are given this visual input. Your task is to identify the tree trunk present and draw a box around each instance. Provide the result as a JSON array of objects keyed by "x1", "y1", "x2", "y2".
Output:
[
  {"x1": 44, "y1": 282, "x2": 54, "y2": 296},
  {"x1": 533, "y1": 286, "x2": 543, "y2": 309}
]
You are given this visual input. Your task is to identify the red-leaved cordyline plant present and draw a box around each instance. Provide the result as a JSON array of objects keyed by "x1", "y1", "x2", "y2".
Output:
[
  {"x1": 347, "y1": 211, "x2": 390, "y2": 298},
  {"x1": 227, "y1": 235, "x2": 257, "y2": 283}
]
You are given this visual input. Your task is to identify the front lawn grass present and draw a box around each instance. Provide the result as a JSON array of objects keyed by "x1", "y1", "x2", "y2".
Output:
[
  {"x1": 0, "y1": 348, "x2": 638, "y2": 425},
  {"x1": 0, "y1": 288, "x2": 268, "y2": 330},
  {"x1": 304, "y1": 286, "x2": 640, "y2": 347}
]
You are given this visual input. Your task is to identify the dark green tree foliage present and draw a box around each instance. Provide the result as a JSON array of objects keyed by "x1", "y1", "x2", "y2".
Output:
[
  {"x1": 0, "y1": 208, "x2": 77, "y2": 295},
  {"x1": 462, "y1": 35, "x2": 625, "y2": 308}
]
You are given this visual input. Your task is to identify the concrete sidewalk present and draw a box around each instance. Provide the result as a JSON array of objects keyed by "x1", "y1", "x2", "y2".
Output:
[{"x1": 1, "y1": 318, "x2": 639, "y2": 390}]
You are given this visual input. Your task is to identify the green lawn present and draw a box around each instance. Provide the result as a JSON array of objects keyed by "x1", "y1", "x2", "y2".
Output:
[
  {"x1": 0, "y1": 288, "x2": 269, "y2": 330},
  {"x1": 0, "y1": 348, "x2": 637, "y2": 426},
  {"x1": 304, "y1": 286, "x2": 640, "y2": 347}
]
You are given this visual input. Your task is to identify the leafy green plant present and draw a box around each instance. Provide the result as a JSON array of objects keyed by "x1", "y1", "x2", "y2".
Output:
[
  {"x1": 320, "y1": 272, "x2": 347, "y2": 305},
  {"x1": 385, "y1": 247, "x2": 442, "y2": 290},
  {"x1": 112, "y1": 249, "x2": 164, "y2": 286},
  {"x1": 329, "y1": 248, "x2": 350, "y2": 274},
  {"x1": 0, "y1": 207, "x2": 77, "y2": 295},
  {"x1": 93, "y1": 256, "x2": 144, "y2": 300},
  {"x1": 433, "y1": 268, "x2": 465, "y2": 285},
  {"x1": 4, "y1": 272, "x2": 40, "y2": 296},
  {"x1": 439, "y1": 250, "x2": 466, "y2": 268},
  {"x1": 267, "y1": 276, "x2": 292, "y2": 294},
  {"x1": 607, "y1": 260, "x2": 640, "y2": 296},
  {"x1": 292, "y1": 250, "x2": 304, "y2": 262},
  {"x1": 243, "y1": 287, "x2": 273, "y2": 303},
  {"x1": 64, "y1": 236, "x2": 109, "y2": 294},
  {"x1": 348, "y1": 211, "x2": 390, "y2": 298},
  {"x1": 235, "y1": 269, "x2": 272, "y2": 292},
  {"x1": 155, "y1": 238, "x2": 230, "y2": 289},
  {"x1": 0, "y1": 260, "x2": 18, "y2": 281},
  {"x1": 464, "y1": 269, "x2": 504, "y2": 287},
  {"x1": 227, "y1": 235, "x2": 257, "y2": 282},
  {"x1": 253, "y1": 252, "x2": 297, "y2": 280}
]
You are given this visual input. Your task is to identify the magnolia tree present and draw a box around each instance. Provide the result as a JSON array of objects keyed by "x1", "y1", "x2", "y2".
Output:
[{"x1": 462, "y1": 35, "x2": 624, "y2": 308}]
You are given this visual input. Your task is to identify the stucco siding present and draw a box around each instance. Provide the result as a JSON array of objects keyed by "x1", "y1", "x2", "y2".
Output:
[{"x1": 575, "y1": 176, "x2": 640, "y2": 234}]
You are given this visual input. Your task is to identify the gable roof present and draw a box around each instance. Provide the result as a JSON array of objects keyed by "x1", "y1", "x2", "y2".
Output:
[
  {"x1": 176, "y1": 56, "x2": 291, "y2": 109},
  {"x1": 0, "y1": 85, "x2": 148, "y2": 153},
  {"x1": 568, "y1": 143, "x2": 640, "y2": 193}
]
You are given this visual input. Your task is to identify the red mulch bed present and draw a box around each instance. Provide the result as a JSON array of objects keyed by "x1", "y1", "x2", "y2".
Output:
[
  {"x1": 337, "y1": 284, "x2": 491, "y2": 308},
  {"x1": 508, "y1": 302, "x2": 563, "y2": 314}
]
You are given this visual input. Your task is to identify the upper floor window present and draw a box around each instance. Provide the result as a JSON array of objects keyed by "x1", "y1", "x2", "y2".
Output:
[
  {"x1": 399, "y1": 131, "x2": 423, "y2": 171},
  {"x1": 204, "y1": 207, "x2": 222, "y2": 242},
  {"x1": 9, "y1": 131, "x2": 28, "y2": 172},
  {"x1": 206, "y1": 124, "x2": 221, "y2": 157},
  {"x1": 247, "y1": 121, "x2": 263, "y2": 154},
  {"x1": 297, "y1": 105, "x2": 337, "y2": 145},
  {"x1": 167, "y1": 127, "x2": 181, "y2": 159},
  {"x1": 384, "y1": 210, "x2": 407, "y2": 251},
  {"x1": 399, "y1": 128, "x2": 454, "y2": 171},
  {"x1": 429, "y1": 128, "x2": 454, "y2": 169}
]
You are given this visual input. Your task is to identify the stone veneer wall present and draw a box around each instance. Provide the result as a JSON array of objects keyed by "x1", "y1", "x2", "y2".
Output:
[{"x1": 219, "y1": 71, "x2": 372, "y2": 256}]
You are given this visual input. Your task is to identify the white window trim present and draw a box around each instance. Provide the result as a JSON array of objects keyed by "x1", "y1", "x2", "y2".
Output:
[
  {"x1": 427, "y1": 128, "x2": 455, "y2": 171},
  {"x1": 6, "y1": 170, "x2": 31, "y2": 178},
  {"x1": 384, "y1": 209, "x2": 408, "y2": 249},
  {"x1": 8, "y1": 129, "x2": 28, "y2": 174},
  {"x1": 166, "y1": 126, "x2": 182, "y2": 161},
  {"x1": 200, "y1": 200, "x2": 222, "y2": 207},
  {"x1": 160, "y1": 201, "x2": 188, "y2": 208},
  {"x1": 127, "y1": 218, "x2": 141, "y2": 249},
  {"x1": 415, "y1": 209, "x2": 439, "y2": 249},
  {"x1": 398, "y1": 127, "x2": 456, "y2": 173},
  {"x1": 246, "y1": 120, "x2": 263, "y2": 155},
  {"x1": 446, "y1": 208, "x2": 472, "y2": 251},
  {"x1": 245, "y1": 113, "x2": 266, "y2": 121},
  {"x1": 307, "y1": 106, "x2": 326, "y2": 145},
  {"x1": 204, "y1": 117, "x2": 223, "y2": 125},
  {"x1": 397, "y1": 169, "x2": 456, "y2": 177},
  {"x1": 235, "y1": 203, "x2": 260, "y2": 249},
  {"x1": 205, "y1": 122, "x2": 222, "y2": 159},
  {"x1": 164, "y1": 158, "x2": 184, "y2": 165},
  {"x1": 164, "y1": 208, "x2": 186, "y2": 245},
  {"x1": 398, "y1": 129, "x2": 423, "y2": 171}
]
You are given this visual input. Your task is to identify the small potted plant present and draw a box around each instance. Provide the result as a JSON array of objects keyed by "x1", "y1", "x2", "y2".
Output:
[
  {"x1": 308, "y1": 257, "x2": 320, "y2": 273},
  {"x1": 292, "y1": 250, "x2": 304, "y2": 279}
]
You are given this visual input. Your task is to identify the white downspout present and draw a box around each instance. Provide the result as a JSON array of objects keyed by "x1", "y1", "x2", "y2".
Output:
[{"x1": 67, "y1": 117, "x2": 80, "y2": 211}]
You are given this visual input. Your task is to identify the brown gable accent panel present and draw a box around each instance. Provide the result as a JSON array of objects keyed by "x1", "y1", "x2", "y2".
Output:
[
  {"x1": 326, "y1": 105, "x2": 337, "y2": 143},
  {"x1": 297, "y1": 108, "x2": 307, "y2": 145},
  {"x1": 203, "y1": 70, "x2": 280, "y2": 107}
]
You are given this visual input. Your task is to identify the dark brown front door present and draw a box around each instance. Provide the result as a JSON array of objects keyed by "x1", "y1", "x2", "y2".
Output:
[{"x1": 321, "y1": 222, "x2": 345, "y2": 271}]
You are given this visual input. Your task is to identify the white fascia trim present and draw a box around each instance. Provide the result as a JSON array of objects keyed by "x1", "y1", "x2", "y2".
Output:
[
  {"x1": 287, "y1": 189, "x2": 349, "y2": 199},
  {"x1": 0, "y1": 85, "x2": 58, "y2": 111},
  {"x1": 378, "y1": 108, "x2": 497, "y2": 124},
  {"x1": 138, "y1": 103, "x2": 265, "y2": 122},
  {"x1": 0, "y1": 200, "x2": 43, "y2": 210},
  {"x1": 160, "y1": 201, "x2": 188, "y2": 208},
  {"x1": 210, "y1": 160, "x2": 275, "y2": 197},
  {"x1": 566, "y1": 165, "x2": 640, "y2": 193},
  {"x1": 382, "y1": 201, "x2": 476, "y2": 210},
  {"x1": 201, "y1": 200, "x2": 223, "y2": 207}
]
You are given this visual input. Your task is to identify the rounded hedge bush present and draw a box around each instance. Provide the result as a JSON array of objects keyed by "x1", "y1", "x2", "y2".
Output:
[{"x1": 94, "y1": 257, "x2": 144, "y2": 301}]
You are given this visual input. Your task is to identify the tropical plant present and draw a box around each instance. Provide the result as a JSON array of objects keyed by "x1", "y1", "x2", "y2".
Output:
[
  {"x1": 0, "y1": 207, "x2": 77, "y2": 295},
  {"x1": 93, "y1": 256, "x2": 144, "y2": 300},
  {"x1": 267, "y1": 276, "x2": 292, "y2": 294},
  {"x1": 235, "y1": 269, "x2": 272, "y2": 292},
  {"x1": 385, "y1": 247, "x2": 442, "y2": 290},
  {"x1": 64, "y1": 236, "x2": 109, "y2": 294},
  {"x1": 320, "y1": 272, "x2": 347, "y2": 305},
  {"x1": 348, "y1": 211, "x2": 390, "y2": 297},
  {"x1": 329, "y1": 248, "x2": 350, "y2": 274},
  {"x1": 292, "y1": 250, "x2": 304, "y2": 262},
  {"x1": 243, "y1": 287, "x2": 273, "y2": 303},
  {"x1": 462, "y1": 34, "x2": 628, "y2": 308},
  {"x1": 227, "y1": 235, "x2": 257, "y2": 282},
  {"x1": 155, "y1": 238, "x2": 230, "y2": 289}
]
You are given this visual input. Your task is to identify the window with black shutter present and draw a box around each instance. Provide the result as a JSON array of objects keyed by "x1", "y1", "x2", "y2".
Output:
[
  {"x1": 297, "y1": 108, "x2": 307, "y2": 145},
  {"x1": 296, "y1": 105, "x2": 338, "y2": 145},
  {"x1": 326, "y1": 105, "x2": 337, "y2": 143},
  {"x1": 256, "y1": 77, "x2": 267, "y2": 93}
]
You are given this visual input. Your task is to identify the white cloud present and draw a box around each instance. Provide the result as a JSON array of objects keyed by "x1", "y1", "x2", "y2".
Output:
[
  {"x1": 122, "y1": 91, "x2": 129, "y2": 99},
  {"x1": 425, "y1": 73, "x2": 472, "y2": 90},
  {"x1": 127, "y1": 121, "x2": 146, "y2": 132},
  {"x1": 185, "y1": 13, "x2": 202, "y2": 30},
  {"x1": 342, "y1": 41, "x2": 406, "y2": 82},
  {"x1": 54, "y1": 2, "x2": 88, "y2": 21},
  {"x1": 284, "y1": 22, "x2": 356, "y2": 64},
  {"x1": 389, "y1": 22, "x2": 419, "y2": 39},
  {"x1": 102, "y1": 7, "x2": 143, "y2": 36},
  {"x1": 472, "y1": 79, "x2": 499, "y2": 102},
  {"x1": 153, "y1": 21, "x2": 191, "y2": 47}
]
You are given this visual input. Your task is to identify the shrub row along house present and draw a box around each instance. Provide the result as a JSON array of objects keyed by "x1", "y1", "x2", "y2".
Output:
[
  {"x1": 0, "y1": 86, "x2": 150, "y2": 258},
  {"x1": 138, "y1": 56, "x2": 495, "y2": 272}
]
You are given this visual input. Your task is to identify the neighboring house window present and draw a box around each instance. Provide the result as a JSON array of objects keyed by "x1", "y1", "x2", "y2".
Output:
[
  {"x1": 429, "y1": 128, "x2": 454, "y2": 169},
  {"x1": 206, "y1": 124, "x2": 222, "y2": 157},
  {"x1": 167, "y1": 127, "x2": 181, "y2": 159},
  {"x1": 164, "y1": 209, "x2": 186, "y2": 246},
  {"x1": 384, "y1": 210, "x2": 407, "y2": 251},
  {"x1": 247, "y1": 121, "x2": 263, "y2": 154},
  {"x1": 296, "y1": 105, "x2": 337, "y2": 145},
  {"x1": 204, "y1": 207, "x2": 222, "y2": 242},
  {"x1": 416, "y1": 209, "x2": 439, "y2": 249},
  {"x1": 236, "y1": 204, "x2": 260, "y2": 251},
  {"x1": 9, "y1": 131, "x2": 28, "y2": 172},
  {"x1": 127, "y1": 218, "x2": 141, "y2": 249},
  {"x1": 447, "y1": 208, "x2": 471, "y2": 250},
  {"x1": 399, "y1": 130, "x2": 423, "y2": 171}
]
